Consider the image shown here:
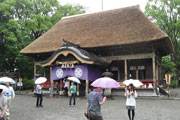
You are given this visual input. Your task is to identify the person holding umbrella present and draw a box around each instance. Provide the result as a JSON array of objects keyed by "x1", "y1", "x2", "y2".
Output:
[
  {"x1": 3, "y1": 82, "x2": 15, "y2": 119},
  {"x1": 36, "y1": 84, "x2": 43, "y2": 108},
  {"x1": 69, "y1": 82, "x2": 77, "y2": 106},
  {"x1": 85, "y1": 87, "x2": 107, "y2": 120},
  {"x1": 35, "y1": 77, "x2": 47, "y2": 108},
  {"x1": 0, "y1": 85, "x2": 7, "y2": 120},
  {"x1": 125, "y1": 84, "x2": 137, "y2": 120},
  {"x1": 85, "y1": 77, "x2": 120, "y2": 120},
  {"x1": 67, "y1": 76, "x2": 80, "y2": 106}
]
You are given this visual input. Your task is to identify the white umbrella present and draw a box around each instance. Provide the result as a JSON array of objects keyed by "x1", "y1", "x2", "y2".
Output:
[
  {"x1": 35, "y1": 77, "x2": 47, "y2": 84},
  {"x1": 123, "y1": 79, "x2": 143, "y2": 87},
  {"x1": 0, "y1": 77, "x2": 16, "y2": 84},
  {"x1": 0, "y1": 85, "x2": 8, "y2": 92},
  {"x1": 67, "y1": 77, "x2": 81, "y2": 84}
]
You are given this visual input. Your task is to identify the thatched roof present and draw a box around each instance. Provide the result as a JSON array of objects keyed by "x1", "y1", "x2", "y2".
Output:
[{"x1": 20, "y1": 5, "x2": 173, "y2": 55}]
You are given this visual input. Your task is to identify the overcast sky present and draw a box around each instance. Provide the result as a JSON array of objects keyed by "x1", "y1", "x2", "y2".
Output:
[{"x1": 58, "y1": 0, "x2": 149, "y2": 13}]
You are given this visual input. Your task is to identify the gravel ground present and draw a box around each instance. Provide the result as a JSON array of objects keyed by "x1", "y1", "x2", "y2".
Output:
[{"x1": 10, "y1": 94, "x2": 180, "y2": 120}]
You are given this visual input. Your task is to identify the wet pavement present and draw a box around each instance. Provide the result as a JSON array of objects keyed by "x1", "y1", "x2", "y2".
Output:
[{"x1": 10, "y1": 94, "x2": 180, "y2": 120}]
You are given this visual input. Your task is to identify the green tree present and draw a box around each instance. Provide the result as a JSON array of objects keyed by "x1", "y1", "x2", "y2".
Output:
[
  {"x1": 145, "y1": 0, "x2": 180, "y2": 81},
  {"x1": 162, "y1": 56, "x2": 175, "y2": 73},
  {"x1": 0, "y1": 0, "x2": 85, "y2": 79}
]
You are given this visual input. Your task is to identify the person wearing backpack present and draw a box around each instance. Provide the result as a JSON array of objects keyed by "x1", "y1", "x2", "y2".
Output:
[{"x1": 85, "y1": 87, "x2": 107, "y2": 120}]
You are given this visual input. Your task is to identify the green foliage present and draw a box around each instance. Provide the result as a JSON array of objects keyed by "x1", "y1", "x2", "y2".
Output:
[
  {"x1": 23, "y1": 77, "x2": 34, "y2": 90},
  {"x1": 170, "y1": 79, "x2": 178, "y2": 88},
  {"x1": 15, "y1": 54, "x2": 34, "y2": 78},
  {"x1": 162, "y1": 56, "x2": 176, "y2": 73},
  {"x1": 36, "y1": 65, "x2": 45, "y2": 77},
  {"x1": 145, "y1": 0, "x2": 180, "y2": 81},
  {"x1": 0, "y1": 0, "x2": 85, "y2": 79}
]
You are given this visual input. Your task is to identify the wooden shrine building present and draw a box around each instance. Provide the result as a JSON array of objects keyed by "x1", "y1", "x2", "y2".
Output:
[{"x1": 20, "y1": 6, "x2": 173, "y2": 96}]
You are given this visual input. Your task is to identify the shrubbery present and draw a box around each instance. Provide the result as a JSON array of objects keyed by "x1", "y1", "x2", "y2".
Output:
[
  {"x1": 170, "y1": 80, "x2": 178, "y2": 88},
  {"x1": 23, "y1": 78, "x2": 34, "y2": 90}
]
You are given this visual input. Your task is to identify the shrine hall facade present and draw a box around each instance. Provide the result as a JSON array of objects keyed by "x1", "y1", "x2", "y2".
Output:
[{"x1": 21, "y1": 6, "x2": 173, "y2": 96}]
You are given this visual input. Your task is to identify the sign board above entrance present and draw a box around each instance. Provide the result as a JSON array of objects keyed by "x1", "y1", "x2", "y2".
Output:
[{"x1": 51, "y1": 65, "x2": 102, "y2": 81}]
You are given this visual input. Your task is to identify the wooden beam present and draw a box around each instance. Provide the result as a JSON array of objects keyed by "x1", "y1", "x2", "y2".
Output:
[{"x1": 101, "y1": 53, "x2": 153, "y2": 61}]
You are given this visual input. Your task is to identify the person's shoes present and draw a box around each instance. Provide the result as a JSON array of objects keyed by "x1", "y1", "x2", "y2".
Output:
[
  {"x1": 84, "y1": 112, "x2": 89, "y2": 119},
  {"x1": 36, "y1": 106, "x2": 39, "y2": 108},
  {"x1": 6, "y1": 112, "x2": 10, "y2": 116},
  {"x1": 73, "y1": 104, "x2": 75, "y2": 106},
  {"x1": 40, "y1": 105, "x2": 43, "y2": 107}
]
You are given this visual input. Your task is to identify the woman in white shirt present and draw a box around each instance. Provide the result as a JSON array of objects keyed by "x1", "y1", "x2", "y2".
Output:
[
  {"x1": 63, "y1": 79, "x2": 69, "y2": 96},
  {"x1": 125, "y1": 84, "x2": 137, "y2": 120},
  {"x1": 36, "y1": 84, "x2": 43, "y2": 108}
]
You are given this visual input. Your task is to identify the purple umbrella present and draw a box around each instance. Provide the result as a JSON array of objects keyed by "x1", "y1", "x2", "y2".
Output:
[{"x1": 91, "y1": 77, "x2": 120, "y2": 88}]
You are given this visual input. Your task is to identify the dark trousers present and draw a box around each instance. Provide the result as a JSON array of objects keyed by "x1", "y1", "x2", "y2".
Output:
[
  {"x1": 89, "y1": 115, "x2": 103, "y2": 120},
  {"x1": 69, "y1": 93, "x2": 76, "y2": 105},
  {"x1": 88, "y1": 111, "x2": 103, "y2": 120},
  {"x1": 64, "y1": 87, "x2": 68, "y2": 96},
  {"x1": 0, "y1": 118, "x2": 4, "y2": 120},
  {"x1": 92, "y1": 116, "x2": 103, "y2": 120},
  {"x1": 36, "y1": 94, "x2": 43, "y2": 106}
]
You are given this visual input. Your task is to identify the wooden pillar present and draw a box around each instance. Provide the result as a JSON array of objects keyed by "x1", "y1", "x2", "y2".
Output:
[
  {"x1": 44, "y1": 69, "x2": 45, "y2": 77},
  {"x1": 159, "y1": 65, "x2": 162, "y2": 85},
  {"x1": 60, "y1": 80, "x2": 63, "y2": 95},
  {"x1": 118, "y1": 68, "x2": 120, "y2": 81},
  {"x1": 33, "y1": 62, "x2": 37, "y2": 92},
  {"x1": 156, "y1": 65, "x2": 159, "y2": 87},
  {"x1": 68, "y1": 80, "x2": 70, "y2": 96},
  {"x1": 34, "y1": 62, "x2": 36, "y2": 82},
  {"x1": 136, "y1": 69, "x2": 138, "y2": 80},
  {"x1": 85, "y1": 80, "x2": 89, "y2": 96},
  {"x1": 77, "y1": 84, "x2": 79, "y2": 96},
  {"x1": 152, "y1": 53, "x2": 156, "y2": 89},
  {"x1": 50, "y1": 66, "x2": 54, "y2": 97},
  {"x1": 124, "y1": 59, "x2": 128, "y2": 80}
]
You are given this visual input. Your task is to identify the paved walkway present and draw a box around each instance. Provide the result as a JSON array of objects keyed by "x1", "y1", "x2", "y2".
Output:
[
  {"x1": 171, "y1": 88, "x2": 180, "y2": 97},
  {"x1": 10, "y1": 94, "x2": 180, "y2": 120}
]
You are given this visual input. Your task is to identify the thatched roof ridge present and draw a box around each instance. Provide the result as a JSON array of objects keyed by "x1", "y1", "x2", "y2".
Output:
[{"x1": 20, "y1": 5, "x2": 173, "y2": 54}]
